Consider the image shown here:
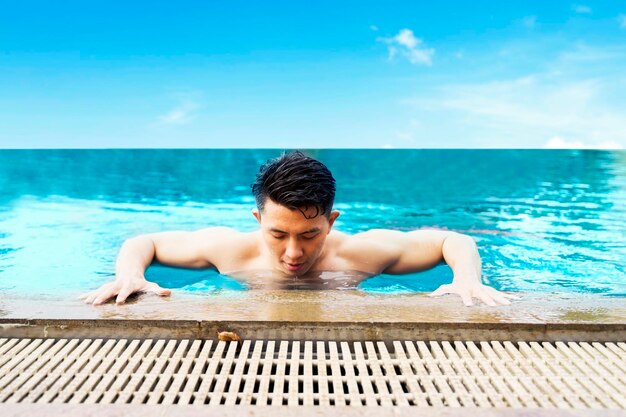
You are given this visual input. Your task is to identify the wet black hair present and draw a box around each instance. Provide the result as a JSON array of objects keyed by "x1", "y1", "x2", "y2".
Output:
[{"x1": 251, "y1": 151, "x2": 336, "y2": 219}]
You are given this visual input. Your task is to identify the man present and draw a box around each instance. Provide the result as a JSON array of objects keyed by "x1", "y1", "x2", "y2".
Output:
[{"x1": 80, "y1": 151, "x2": 516, "y2": 307}]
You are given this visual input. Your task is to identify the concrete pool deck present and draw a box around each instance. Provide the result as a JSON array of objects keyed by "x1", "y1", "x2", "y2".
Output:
[
  {"x1": 1, "y1": 291, "x2": 625, "y2": 414},
  {"x1": 1, "y1": 291, "x2": 625, "y2": 340}
]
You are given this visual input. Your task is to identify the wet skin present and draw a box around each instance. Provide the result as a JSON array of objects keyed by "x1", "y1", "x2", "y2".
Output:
[
  {"x1": 80, "y1": 199, "x2": 518, "y2": 307},
  {"x1": 227, "y1": 269, "x2": 372, "y2": 291}
]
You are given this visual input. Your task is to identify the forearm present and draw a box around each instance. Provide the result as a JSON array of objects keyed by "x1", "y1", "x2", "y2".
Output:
[
  {"x1": 441, "y1": 233, "x2": 482, "y2": 283},
  {"x1": 81, "y1": 235, "x2": 170, "y2": 305},
  {"x1": 115, "y1": 236, "x2": 156, "y2": 280},
  {"x1": 432, "y1": 232, "x2": 514, "y2": 306}
]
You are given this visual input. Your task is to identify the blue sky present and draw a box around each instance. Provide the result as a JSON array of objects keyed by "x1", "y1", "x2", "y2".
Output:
[{"x1": 1, "y1": 1, "x2": 626, "y2": 148}]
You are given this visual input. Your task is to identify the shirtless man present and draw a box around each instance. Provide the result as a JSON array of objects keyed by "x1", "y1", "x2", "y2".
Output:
[{"x1": 80, "y1": 151, "x2": 515, "y2": 307}]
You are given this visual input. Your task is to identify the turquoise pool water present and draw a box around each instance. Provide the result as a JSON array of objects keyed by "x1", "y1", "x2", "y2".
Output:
[{"x1": 0, "y1": 149, "x2": 624, "y2": 296}]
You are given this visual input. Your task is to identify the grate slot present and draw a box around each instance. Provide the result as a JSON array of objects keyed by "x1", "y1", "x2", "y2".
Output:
[
  {"x1": 0, "y1": 338, "x2": 624, "y2": 409},
  {"x1": 315, "y1": 341, "x2": 330, "y2": 406},
  {"x1": 238, "y1": 340, "x2": 263, "y2": 405},
  {"x1": 255, "y1": 340, "x2": 274, "y2": 406}
]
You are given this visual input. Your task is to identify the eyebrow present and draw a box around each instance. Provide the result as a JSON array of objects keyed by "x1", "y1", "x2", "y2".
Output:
[{"x1": 269, "y1": 227, "x2": 321, "y2": 235}]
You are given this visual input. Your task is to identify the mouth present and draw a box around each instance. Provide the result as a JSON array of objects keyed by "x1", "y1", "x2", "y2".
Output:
[{"x1": 284, "y1": 262, "x2": 304, "y2": 272}]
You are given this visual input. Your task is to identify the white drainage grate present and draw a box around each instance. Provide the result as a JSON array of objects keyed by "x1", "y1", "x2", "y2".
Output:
[{"x1": 0, "y1": 338, "x2": 624, "y2": 408}]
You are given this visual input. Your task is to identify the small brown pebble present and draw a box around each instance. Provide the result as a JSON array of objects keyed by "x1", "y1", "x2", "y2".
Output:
[{"x1": 217, "y1": 331, "x2": 241, "y2": 342}]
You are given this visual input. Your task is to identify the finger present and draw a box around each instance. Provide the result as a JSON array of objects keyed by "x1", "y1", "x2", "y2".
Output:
[
  {"x1": 93, "y1": 286, "x2": 119, "y2": 305},
  {"x1": 486, "y1": 287, "x2": 521, "y2": 300},
  {"x1": 501, "y1": 293, "x2": 522, "y2": 300},
  {"x1": 115, "y1": 286, "x2": 134, "y2": 304},
  {"x1": 146, "y1": 282, "x2": 172, "y2": 296},
  {"x1": 476, "y1": 291, "x2": 497, "y2": 307},
  {"x1": 489, "y1": 292, "x2": 511, "y2": 305},
  {"x1": 78, "y1": 291, "x2": 94, "y2": 300},
  {"x1": 460, "y1": 292, "x2": 474, "y2": 307},
  {"x1": 429, "y1": 284, "x2": 451, "y2": 297},
  {"x1": 84, "y1": 282, "x2": 114, "y2": 303},
  {"x1": 84, "y1": 293, "x2": 98, "y2": 304}
]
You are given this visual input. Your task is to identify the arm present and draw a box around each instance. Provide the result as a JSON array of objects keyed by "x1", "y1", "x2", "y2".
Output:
[
  {"x1": 346, "y1": 229, "x2": 515, "y2": 306},
  {"x1": 80, "y1": 227, "x2": 236, "y2": 305},
  {"x1": 432, "y1": 232, "x2": 515, "y2": 306}
]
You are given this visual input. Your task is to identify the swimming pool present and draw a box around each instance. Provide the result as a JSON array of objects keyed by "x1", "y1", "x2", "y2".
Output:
[{"x1": 0, "y1": 149, "x2": 624, "y2": 297}]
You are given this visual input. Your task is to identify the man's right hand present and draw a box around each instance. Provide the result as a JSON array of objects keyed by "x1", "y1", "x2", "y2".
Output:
[{"x1": 79, "y1": 278, "x2": 171, "y2": 305}]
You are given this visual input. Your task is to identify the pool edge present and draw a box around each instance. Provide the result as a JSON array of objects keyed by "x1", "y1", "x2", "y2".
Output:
[{"x1": 2, "y1": 318, "x2": 625, "y2": 342}]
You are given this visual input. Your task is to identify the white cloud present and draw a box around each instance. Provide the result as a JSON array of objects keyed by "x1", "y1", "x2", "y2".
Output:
[
  {"x1": 387, "y1": 46, "x2": 398, "y2": 60},
  {"x1": 619, "y1": 14, "x2": 626, "y2": 28},
  {"x1": 394, "y1": 29, "x2": 419, "y2": 49},
  {"x1": 544, "y1": 136, "x2": 622, "y2": 149},
  {"x1": 403, "y1": 68, "x2": 626, "y2": 148},
  {"x1": 557, "y1": 44, "x2": 626, "y2": 62},
  {"x1": 159, "y1": 100, "x2": 199, "y2": 125},
  {"x1": 378, "y1": 29, "x2": 434, "y2": 66},
  {"x1": 370, "y1": 25, "x2": 379, "y2": 31},
  {"x1": 572, "y1": 4, "x2": 592, "y2": 14},
  {"x1": 521, "y1": 16, "x2": 537, "y2": 28}
]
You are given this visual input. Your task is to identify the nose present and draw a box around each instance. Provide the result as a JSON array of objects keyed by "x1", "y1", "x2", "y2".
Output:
[{"x1": 284, "y1": 238, "x2": 304, "y2": 260}]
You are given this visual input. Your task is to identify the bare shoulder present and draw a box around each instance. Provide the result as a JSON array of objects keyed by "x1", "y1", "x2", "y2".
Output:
[
  {"x1": 147, "y1": 226, "x2": 259, "y2": 270},
  {"x1": 336, "y1": 228, "x2": 406, "y2": 249},
  {"x1": 343, "y1": 228, "x2": 457, "y2": 248},
  {"x1": 150, "y1": 226, "x2": 248, "y2": 248},
  {"x1": 190, "y1": 226, "x2": 250, "y2": 241},
  {"x1": 333, "y1": 228, "x2": 457, "y2": 274},
  {"x1": 331, "y1": 229, "x2": 405, "y2": 274},
  {"x1": 190, "y1": 226, "x2": 259, "y2": 260}
]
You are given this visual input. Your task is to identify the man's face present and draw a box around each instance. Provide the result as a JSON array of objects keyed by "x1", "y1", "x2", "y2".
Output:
[{"x1": 253, "y1": 199, "x2": 339, "y2": 276}]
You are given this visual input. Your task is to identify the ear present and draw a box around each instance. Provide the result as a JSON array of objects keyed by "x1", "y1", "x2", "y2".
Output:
[
  {"x1": 252, "y1": 208, "x2": 261, "y2": 224},
  {"x1": 327, "y1": 210, "x2": 340, "y2": 232}
]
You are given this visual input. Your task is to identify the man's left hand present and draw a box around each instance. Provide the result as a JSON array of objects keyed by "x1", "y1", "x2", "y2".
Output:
[{"x1": 429, "y1": 281, "x2": 519, "y2": 306}]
